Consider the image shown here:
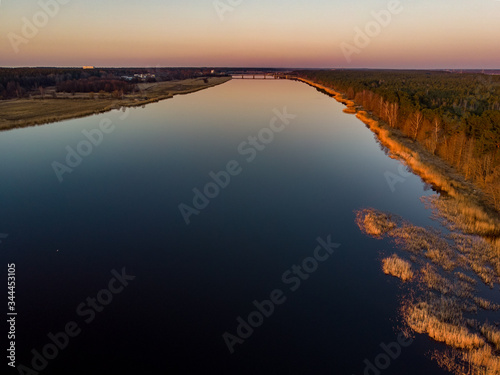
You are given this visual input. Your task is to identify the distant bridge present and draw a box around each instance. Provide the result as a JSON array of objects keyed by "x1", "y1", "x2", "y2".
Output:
[
  {"x1": 231, "y1": 73, "x2": 278, "y2": 79},
  {"x1": 229, "y1": 73, "x2": 292, "y2": 80}
]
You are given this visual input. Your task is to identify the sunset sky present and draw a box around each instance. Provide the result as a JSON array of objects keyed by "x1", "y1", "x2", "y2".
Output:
[{"x1": 1, "y1": 0, "x2": 499, "y2": 68}]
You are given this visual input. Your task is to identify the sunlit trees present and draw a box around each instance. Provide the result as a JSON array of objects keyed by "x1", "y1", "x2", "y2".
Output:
[
  {"x1": 387, "y1": 103, "x2": 399, "y2": 128},
  {"x1": 485, "y1": 166, "x2": 500, "y2": 210},
  {"x1": 409, "y1": 111, "x2": 423, "y2": 141},
  {"x1": 296, "y1": 69, "x2": 500, "y2": 212},
  {"x1": 433, "y1": 117, "x2": 441, "y2": 155}
]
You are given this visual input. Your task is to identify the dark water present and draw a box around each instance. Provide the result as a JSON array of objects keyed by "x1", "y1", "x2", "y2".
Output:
[{"x1": 0, "y1": 79, "x2": 450, "y2": 375}]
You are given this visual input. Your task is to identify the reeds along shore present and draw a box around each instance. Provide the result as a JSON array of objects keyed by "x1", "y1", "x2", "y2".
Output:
[
  {"x1": 355, "y1": 208, "x2": 500, "y2": 375},
  {"x1": 301, "y1": 74, "x2": 500, "y2": 374},
  {"x1": 294, "y1": 77, "x2": 500, "y2": 238}
]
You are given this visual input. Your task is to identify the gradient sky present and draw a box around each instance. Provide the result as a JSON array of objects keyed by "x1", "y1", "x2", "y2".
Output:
[{"x1": 0, "y1": 0, "x2": 499, "y2": 68}]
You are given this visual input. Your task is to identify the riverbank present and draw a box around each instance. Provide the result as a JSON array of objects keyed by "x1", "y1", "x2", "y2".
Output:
[
  {"x1": 0, "y1": 77, "x2": 231, "y2": 131},
  {"x1": 302, "y1": 73, "x2": 500, "y2": 375},
  {"x1": 294, "y1": 77, "x2": 500, "y2": 237}
]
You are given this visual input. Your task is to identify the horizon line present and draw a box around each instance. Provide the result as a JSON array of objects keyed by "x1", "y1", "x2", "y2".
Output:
[{"x1": 1, "y1": 66, "x2": 499, "y2": 71}]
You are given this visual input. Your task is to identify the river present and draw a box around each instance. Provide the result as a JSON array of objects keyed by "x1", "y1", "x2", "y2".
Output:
[{"x1": 0, "y1": 79, "x2": 450, "y2": 374}]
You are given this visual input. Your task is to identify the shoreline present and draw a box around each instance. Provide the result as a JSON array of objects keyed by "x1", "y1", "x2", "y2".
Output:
[
  {"x1": 0, "y1": 77, "x2": 231, "y2": 132},
  {"x1": 296, "y1": 78, "x2": 500, "y2": 375},
  {"x1": 293, "y1": 77, "x2": 500, "y2": 236}
]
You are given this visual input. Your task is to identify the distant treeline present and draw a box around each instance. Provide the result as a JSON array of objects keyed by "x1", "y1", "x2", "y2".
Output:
[
  {"x1": 0, "y1": 67, "x2": 225, "y2": 99},
  {"x1": 0, "y1": 68, "x2": 94, "y2": 98},
  {"x1": 295, "y1": 70, "x2": 500, "y2": 209},
  {"x1": 55, "y1": 78, "x2": 133, "y2": 95}
]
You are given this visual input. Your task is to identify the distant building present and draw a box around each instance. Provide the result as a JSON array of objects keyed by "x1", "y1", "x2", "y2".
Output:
[
  {"x1": 83, "y1": 66, "x2": 94, "y2": 69},
  {"x1": 130, "y1": 73, "x2": 156, "y2": 81}
]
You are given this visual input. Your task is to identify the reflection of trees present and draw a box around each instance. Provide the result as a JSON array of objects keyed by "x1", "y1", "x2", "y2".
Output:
[{"x1": 297, "y1": 70, "x2": 500, "y2": 210}]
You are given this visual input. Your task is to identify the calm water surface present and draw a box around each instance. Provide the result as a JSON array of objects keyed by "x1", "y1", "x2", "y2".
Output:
[{"x1": 0, "y1": 79, "x2": 450, "y2": 374}]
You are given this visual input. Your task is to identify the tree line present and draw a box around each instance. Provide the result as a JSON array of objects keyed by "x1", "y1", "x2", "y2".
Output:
[
  {"x1": 55, "y1": 78, "x2": 133, "y2": 95},
  {"x1": 0, "y1": 67, "x2": 224, "y2": 99},
  {"x1": 294, "y1": 70, "x2": 500, "y2": 210}
]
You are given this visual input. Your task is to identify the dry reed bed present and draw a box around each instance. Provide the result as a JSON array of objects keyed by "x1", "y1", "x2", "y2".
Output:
[
  {"x1": 482, "y1": 324, "x2": 500, "y2": 351},
  {"x1": 356, "y1": 208, "x2": 500, "y2": 374},
  {"x1": 355, "y1": 208, "x2": 500, "y2": 289},
  {"x1": 382, "y1": 254, "x2": 414, "y2": 281},
  {"x1": 434, "y1": 346, "x2": 500, "y2": 375},
  {"x1": 405, "y1": 296, "x2": 484, "y2": 350},
  {"x1": 355, "y1": 209, "x2": 396, "y2": 238}
]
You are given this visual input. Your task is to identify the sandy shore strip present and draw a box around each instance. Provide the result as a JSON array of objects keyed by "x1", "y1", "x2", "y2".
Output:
[
  {"x1": 293, "y1": 77, "x2": 358, "y2": 113},
  {"x1": 0, "y1": 77, "x2": 231, "y2": 131}
]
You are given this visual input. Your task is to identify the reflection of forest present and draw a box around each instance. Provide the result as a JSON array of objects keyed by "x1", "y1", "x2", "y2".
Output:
[{"x1": 296, "y1": 70, "x2": 500, "y2": 212}]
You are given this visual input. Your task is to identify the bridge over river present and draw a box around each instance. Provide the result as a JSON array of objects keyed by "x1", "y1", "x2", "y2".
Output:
[{"x1": 226, "y1": 71, "x2": 292, "y2": 80}]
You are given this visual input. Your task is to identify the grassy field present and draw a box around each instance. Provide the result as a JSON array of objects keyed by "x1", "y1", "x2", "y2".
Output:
[{"x1": 0, "y1": 77, "x2": 231, "y2": 131}]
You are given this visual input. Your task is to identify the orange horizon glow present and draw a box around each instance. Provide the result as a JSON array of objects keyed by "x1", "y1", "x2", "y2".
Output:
[{"x1": 1, "y1": 0, "x2": 499, "y2": 69}]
